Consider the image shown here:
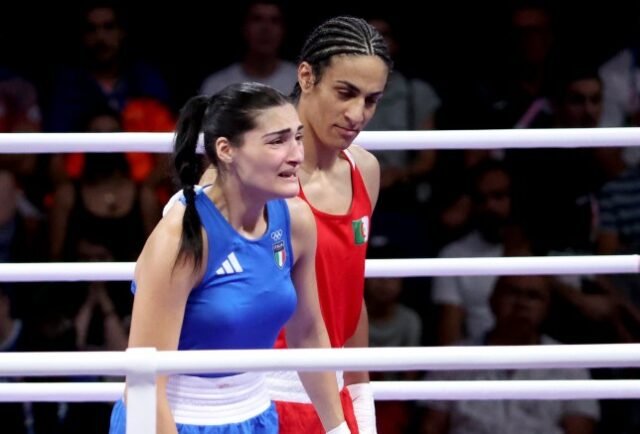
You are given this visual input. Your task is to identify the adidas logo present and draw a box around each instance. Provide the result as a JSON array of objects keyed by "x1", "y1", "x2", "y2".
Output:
[{"x1": 215, "y1": 252, "x2": 244, "y2": 275}]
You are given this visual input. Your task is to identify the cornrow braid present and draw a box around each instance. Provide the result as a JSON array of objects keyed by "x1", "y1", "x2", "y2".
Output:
[{"x1": 291, "y1": 16, "x2": 392, "y2": 99}]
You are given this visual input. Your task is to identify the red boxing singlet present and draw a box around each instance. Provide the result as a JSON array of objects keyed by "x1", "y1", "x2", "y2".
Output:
[{"x1": 276, "y1": 149, "x2": 372, "y2": 348}]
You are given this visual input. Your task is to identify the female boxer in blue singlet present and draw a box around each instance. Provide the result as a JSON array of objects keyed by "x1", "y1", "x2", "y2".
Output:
[{"x1": 109, "y1": 82, "x2": 350, "y2": 434}]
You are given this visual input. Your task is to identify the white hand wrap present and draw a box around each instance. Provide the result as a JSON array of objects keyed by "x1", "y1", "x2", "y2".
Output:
[
  {"x1": 162, "y1": 185, "x2": 203, "y2": 217},
  {"x1": 346, "y1": 383, "x2": 377, "y2": 434},
  {"x1": 326, "y1": 421, "x2": 350, "y2": 434}
]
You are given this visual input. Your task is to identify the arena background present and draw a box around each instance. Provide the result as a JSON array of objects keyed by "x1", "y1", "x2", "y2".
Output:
[{"x1": 1, "y1": 0, "x2": 638, "y2": 113}]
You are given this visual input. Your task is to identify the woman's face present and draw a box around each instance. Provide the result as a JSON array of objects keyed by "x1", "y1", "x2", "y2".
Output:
[
  {"x1": 300, "y1": 54, "x2": 389, "y2": 149},
  {"x1": 224, "y1": 103, "x2": 304, "y2": 199}
]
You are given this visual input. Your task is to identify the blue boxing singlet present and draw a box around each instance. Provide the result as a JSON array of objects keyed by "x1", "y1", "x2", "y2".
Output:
[{"x1": 131, "y1": 190, "x2": 297, "y2": 375}]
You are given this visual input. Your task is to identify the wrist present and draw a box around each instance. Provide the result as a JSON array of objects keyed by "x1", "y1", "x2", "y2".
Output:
[{"x1": 347, "y1": 383, "x2": 377, "y2": 434}]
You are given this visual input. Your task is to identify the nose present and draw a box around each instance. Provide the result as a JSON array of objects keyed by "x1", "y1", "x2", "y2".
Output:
[
  {"x1": 344, "y1": 98, "x2": 366, "y2": 127},
  {"x1": 288, "y1": 141, "x2": 304, "y2": 166}
]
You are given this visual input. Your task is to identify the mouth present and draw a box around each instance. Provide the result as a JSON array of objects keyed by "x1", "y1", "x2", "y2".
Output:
[
  {"x1": 336, "y1": 126, "x2": 360, "y2": 141},
  {"x1": 278, "y1": 169, "x2": 298, "y2": 180}
]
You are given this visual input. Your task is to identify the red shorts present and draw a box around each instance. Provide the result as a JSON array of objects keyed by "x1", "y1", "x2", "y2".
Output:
[{"x1": 275, "y1": 387, "x2": 359, "y2": 434}]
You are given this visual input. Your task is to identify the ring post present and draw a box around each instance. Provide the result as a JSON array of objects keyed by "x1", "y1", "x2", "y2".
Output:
[{"x1": 126, "y1": 347, "x2": 157, "y2": 434}]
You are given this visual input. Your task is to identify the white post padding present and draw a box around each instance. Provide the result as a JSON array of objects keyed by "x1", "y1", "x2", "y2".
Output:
[{"x1": 125, "y1": 348, "x2": 157, "y2": 434}]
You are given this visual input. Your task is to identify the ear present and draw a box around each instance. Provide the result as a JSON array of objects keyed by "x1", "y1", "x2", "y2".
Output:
[
  {"x1": 297, "y1": 61, "x2": 314, "y2": 93},
  {"x1": 215, "y1": 137, "x2": 234, "y2": 165}
]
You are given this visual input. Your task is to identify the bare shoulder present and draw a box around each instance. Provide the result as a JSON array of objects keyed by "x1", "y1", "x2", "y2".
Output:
[
  {"x1": 348, "y1": 144, "x2": 379, "y2": 173},
  {"x1": 136, "y1": 206, "x2": 185, "y2": 271},
  {"x1": 285, "y1": 196, "x2": 315, "y2": 234},
  {"x1": 136, "y1": 203, "x2": 203, "y2": 288},
  {"x1": 347, "y1": 144, "x2": 380, "y2": 206},
  {"x1": 285, "y1": 197, "x2": 317, "y2": 263}
]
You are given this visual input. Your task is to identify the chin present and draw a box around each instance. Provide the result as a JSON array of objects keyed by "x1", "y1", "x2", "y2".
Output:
[{"x1": 272, "y1": 184, "x2": 300, "y2": 199}]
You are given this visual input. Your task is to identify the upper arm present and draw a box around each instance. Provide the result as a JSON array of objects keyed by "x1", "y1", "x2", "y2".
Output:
[
  {"x1": 284, "y1": 198, "x2": 323, "y2": 343},
  {"x1": 348, "y1": 145, "x2": 381, "y2": 208},
  {"x1": 128, "y1": 210, "x2": 204, "y2": 351}
]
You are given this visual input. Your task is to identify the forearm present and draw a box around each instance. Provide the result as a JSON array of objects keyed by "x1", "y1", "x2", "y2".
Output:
[
  {"x1": 343, "y1": 301, "x2": 369, "y2": 385},
  {"x1": 343, "y1": 302, "x2": 377, "y2": 433},
  {"x1": 156, "y1": 378, "x2": 179, "y2": 434},
  {"x1": 290, "y1": 320, "x2": 346, "y2": 430},
  {"x1": 298, "y1": 371, "x2": 345, "y2": 431}
]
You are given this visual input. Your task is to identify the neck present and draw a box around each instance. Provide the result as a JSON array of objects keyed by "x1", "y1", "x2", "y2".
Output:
[
  {"x1": 211, "y1": 177, "x2": 268, "y2": 239},
  {"x1": 242, "y1": 53, "x2": 279, "y2": 77},
  {"x1": 299, "y1": 105, "x2": 344, "y2": 172}
]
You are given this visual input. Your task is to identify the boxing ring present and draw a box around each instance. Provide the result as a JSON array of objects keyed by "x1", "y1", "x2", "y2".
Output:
[{"x1": 1, "y1": 128, "x2": 640, "y2": 433}]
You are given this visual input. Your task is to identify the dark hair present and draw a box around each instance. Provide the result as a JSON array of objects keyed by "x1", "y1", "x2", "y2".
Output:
[
  {"x1": 290, "y1": 16, "x2": 392, "y2": 100},
  {"x1": 173, "y1": 82, "x2": 290, "y2": 269}
]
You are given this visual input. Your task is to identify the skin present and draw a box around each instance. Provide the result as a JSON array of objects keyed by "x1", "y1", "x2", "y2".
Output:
[
  {"x1": 295, "y1": 54, "x2": 389, "y2": 387},
  {"x1": 127, "y1": 103, "x2": 345, "y2": 433},
  {"x1": 437, "y1": 169, "x2": 512, "y2": 346},
  {"x1": 554, "y1": 78, "x2": 603, "y2": 129},
  {"x1": 83, "y1": 7, "x2": 125, "y2": 70},
  {"x1": 242, "y1": 2, "x2": 286, "y2": 77},
  {"x1": 197, "y1": 53, "x2": 390, "y2": 389},
  {"x1": 423, "y1": 276, "x2": 596, "y2": 434},
  {"x1": 49, "y1": 113, "x2": 160, "y2": 261}
]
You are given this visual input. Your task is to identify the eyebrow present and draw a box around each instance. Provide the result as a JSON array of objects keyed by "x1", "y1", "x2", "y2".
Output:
[
  {"x1": 262, "y1": 125, "x2": 304, "y2": 139},
  {"x1": 336, "y1": 80, "x2": 384, "y2": 97}
]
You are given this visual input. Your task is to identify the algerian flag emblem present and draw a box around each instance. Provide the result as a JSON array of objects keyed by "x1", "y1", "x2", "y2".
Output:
[
  {"x1": 273, "y1": 241, "x2": 286, "y2": 269},
  {"x1": 352, "y1": 216, "x2": 369, "y2": 245}
]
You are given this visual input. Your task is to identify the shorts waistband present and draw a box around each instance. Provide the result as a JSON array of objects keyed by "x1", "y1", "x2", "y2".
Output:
[{"x1": 166, "y1": 372, "x2": 271, "y2": 425}]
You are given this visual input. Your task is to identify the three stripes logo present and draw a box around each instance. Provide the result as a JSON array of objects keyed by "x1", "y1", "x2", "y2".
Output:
[{"x1": 215, "y1": 252, "x2": 244, "y2": 275}]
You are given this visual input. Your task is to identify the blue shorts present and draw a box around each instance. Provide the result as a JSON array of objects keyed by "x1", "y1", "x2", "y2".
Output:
[{"x1": 108, "y1": 399, "x2": 279, "y2": 434}]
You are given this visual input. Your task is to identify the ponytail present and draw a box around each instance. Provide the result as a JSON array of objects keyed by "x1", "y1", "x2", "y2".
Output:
[{"x1": 173, "y1": 96, "x2": 208, "y2": 270}]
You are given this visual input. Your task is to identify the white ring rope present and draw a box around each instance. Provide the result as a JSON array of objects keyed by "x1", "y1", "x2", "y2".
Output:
[
  {"x1": 0, "y1": 255, "x2": 637, "y2": 282},
  {"x1": 0, "y1": 345, "x2": 638, "y2": 377},
  {"x1": 1, "y1": 129, "x2": 639, "y2": 426},
  {"x1": 2, "y1": 380, "x2": 640, "y2": 402},
  {"x1": 1, "y1": 128, "x2": 640, "y2": 153}
]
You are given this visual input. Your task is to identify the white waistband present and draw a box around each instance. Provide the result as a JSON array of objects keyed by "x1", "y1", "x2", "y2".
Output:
[
  {"x1": 265, "y1": 371, "x2": 344, "y2": 404},
  {"x1": 167, "y1": 373, "x2": 271, "y2": 425}
]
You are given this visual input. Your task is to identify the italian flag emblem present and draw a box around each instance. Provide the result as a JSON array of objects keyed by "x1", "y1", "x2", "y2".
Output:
[
  {"x1": 273, "y1": 241, "x2": 286, "y2": 269},
  {"x1": 352, "y1": 216, "x2": 370, "y2": 245}
]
